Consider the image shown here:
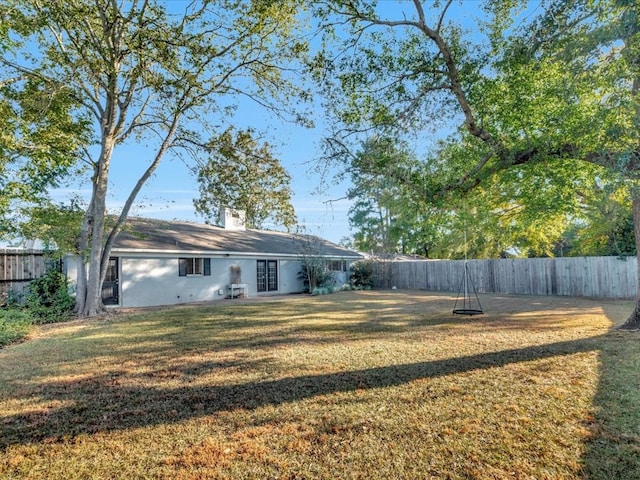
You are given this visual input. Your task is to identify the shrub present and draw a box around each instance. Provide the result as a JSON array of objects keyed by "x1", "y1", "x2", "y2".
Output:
[
  {"x1": 1, "y1": 289, "x2": 23, "y2": 308},
  {"x1": 298, "y1": 261, "x2": 336, "y2": 293},
  {"x1": 312, "y1": 286, "x2": 338, "y2": 296},
  {"x1": 350, "y1": 260, "x2": 375, "y2": 288},
  {"x1": 25, "y1": 268, "x2": 75, "y2": 323},
  {"x1": 0, "y1": 309, "x2": 33, "y2": 347}
]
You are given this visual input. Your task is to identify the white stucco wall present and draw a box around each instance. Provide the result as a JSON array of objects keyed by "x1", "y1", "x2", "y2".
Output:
[
  {"x1": 120, "y1": 256, "x2": 306, "y2": 308},
  {"x1": 64, "y1": 254, "x2": 309, "y2": 308},
  {"x1": 64, "y1": 253, "x2": 360, "y2": 309}
]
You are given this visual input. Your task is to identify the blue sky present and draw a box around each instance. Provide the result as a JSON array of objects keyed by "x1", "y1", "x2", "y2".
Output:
[
  {"x1": 50, "y1": 1, "x2": 538, "y2": 246},
  {"x1": 50, "y1": 15, "x2": 355, "y2": 245},
  {"x1": 103, "y1": 115, "x2": 353, "y2": 244}
]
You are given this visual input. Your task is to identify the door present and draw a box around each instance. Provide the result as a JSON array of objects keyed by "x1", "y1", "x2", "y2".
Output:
[
  {"x1": 101, "y1": 257, "x2": 120, "y2": 305},
  {"x1": 257, "y1": 260, "x2": 278, "y2": 292}
]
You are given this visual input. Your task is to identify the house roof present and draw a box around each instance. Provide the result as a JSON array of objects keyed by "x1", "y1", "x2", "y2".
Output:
[{"x1": 112, "y1": 217, "x2": 362, "y2": 259}]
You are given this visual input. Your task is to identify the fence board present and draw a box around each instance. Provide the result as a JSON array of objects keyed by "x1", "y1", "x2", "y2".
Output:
[
  {"x1": 372, "y1": 256, "x2": 637, "y2": 299},
  {"x1": 0, "y1": 249, "x2": 47, "y2": 303}
]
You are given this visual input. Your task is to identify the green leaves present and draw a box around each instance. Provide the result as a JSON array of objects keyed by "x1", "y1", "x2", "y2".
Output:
[
  {"x1": 18, "y1": 200, "x2": 85, "y2": 256},
  {"x1": 2, "y1": 0, "x2": 313, "y2": 316},
  {"x1": 0, "y1": 73, "x2": 89, "y2": 235},
  {"x1": 346, "y1": 137, "x2": 451, "y2": 257},
  {"x1": 194, "y1": 127, "x2": 297, "y2": 230},
  {"x1": 316, "y1": 0, "x2": 640, "y2": 259}
]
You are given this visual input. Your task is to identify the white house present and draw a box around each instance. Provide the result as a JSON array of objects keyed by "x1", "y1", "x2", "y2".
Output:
[{"x1": 64, "y1": 210, "x2": 362, "y2": 308}]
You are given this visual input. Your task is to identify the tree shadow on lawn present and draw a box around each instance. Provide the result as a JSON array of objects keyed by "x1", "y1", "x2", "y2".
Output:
[
  {"x1": 0, "y1": 335, "x2": 604, "y2": 449},
  {"x1": 582, "y1": 303, "x2": 640, "y2": 479},
  {"x1": 289, "y1": 290, "x2": 619, "y2": 332},
  {"x1": 1, "y1": 293, "x2": 638, "y2": 478},
  {"x1": 24, "y1": 292, "x2": 593, "y2": 365}
]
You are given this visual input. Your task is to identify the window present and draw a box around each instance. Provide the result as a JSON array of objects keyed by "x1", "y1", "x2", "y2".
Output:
[
  {"x1": 328, "y1": 260, "x2": 347, "y2": 272},
  {"x1": 179, "y1": 258, "x2": 211, "y2": 276}
]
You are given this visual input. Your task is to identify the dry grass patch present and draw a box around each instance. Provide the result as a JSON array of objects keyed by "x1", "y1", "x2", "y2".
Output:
[{"x1": 0, "y1": 291, "x2": 638, "y2": 479}]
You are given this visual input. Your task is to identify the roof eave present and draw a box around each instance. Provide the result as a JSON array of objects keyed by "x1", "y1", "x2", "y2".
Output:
[{"x1": 110, "y1": 247, "x2": 363, "y2": 259}]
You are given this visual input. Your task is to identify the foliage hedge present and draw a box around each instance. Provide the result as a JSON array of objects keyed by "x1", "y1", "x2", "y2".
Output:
[
  {"x1": 24, "y1": 269, "x2": 75, "y2": 323},
  {"x1": 349, "y1": 260, "x2": 375, "y2": 288},
  {"x1": 0, "y1": 309, "x2": 33, "y2": 348},
  {"x1": 1, "y1": 267, "x2": 74, "y2": 348}
]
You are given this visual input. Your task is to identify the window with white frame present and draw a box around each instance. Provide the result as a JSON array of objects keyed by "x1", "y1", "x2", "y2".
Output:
[{"x1": 328, "y1": 260, "x2": 347, "y2": 272}]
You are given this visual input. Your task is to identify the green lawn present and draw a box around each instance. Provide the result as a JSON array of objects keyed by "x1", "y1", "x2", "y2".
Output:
[{"x1": 0, "y1": 291, "x2": 639, "y2": 479}]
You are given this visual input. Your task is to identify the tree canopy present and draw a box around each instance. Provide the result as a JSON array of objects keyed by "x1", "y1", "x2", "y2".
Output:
[
  {"x1": 315, "y1": 0, "x2": 637, "y2": 181},
  {"x1": 194, "y1": 127, "x2": 297, "y2": 230},
  {"x1": 313, "y1": 0, "x2": 640, "y2": 325},
  {"x1": 0, "y1": 70, "x2": 90, "y2": 237},
  {"x1": 1, "y1": 0, "x2": 311, "y2": 316},
  {"x1": 346, "y1": 136, "x2": 614, "y2": 259}
]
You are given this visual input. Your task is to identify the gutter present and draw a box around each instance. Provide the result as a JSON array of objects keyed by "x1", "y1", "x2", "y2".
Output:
[{"x1": 110, "y1": 248, "x2": 363, "y2": 260}]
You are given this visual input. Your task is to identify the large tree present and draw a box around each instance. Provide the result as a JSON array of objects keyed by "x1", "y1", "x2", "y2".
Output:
[
  {"x1": 2, "y1": 0, "x2": 309, "y2": 317},
  {"x1": 313, "y1": 0, "x2": 640, "y2": 328},
  {"x1": 0, "y1": 68, "x2": 89, "y2": 236},
  {"x1": 345, "y1": 137, "x2": 450, "y2": 258},
  {"x1": 193, "y1": 127, "x2": 297, "y2": 230},
  {"x1": 347, "y1": 136, "x2": 603, "y2": 259}
]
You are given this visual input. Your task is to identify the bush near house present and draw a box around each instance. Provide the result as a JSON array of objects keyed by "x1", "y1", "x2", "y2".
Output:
[
  {"x1": 301, "y1": 260, "x2": 375, "y2": 295},
  {"x1": 23, "y1": 269, "x2": 74, "y2": 324},
  {"x1": 298, "y1": 260, "x2": 336, "y2": 293},
  {"x1": 0, "y1": 268, "x2": 74, "y2": 348},
  {"x1": 349, "y1": 260, "x2": 375, "y2": 289}
]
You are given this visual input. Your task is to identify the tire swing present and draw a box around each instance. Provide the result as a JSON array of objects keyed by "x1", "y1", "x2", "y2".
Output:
[{"x1": 452, "y1": 214, "x2": 483, "y2": 316}]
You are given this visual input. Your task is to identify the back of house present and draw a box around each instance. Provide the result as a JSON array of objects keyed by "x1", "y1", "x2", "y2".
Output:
[{"x1": 64, "y1": 213, "x2": 361, "y2": 308}]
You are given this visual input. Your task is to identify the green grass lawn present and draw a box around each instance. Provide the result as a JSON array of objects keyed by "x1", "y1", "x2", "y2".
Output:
[{"x1": 0, "y1": 291, "x2": 639, "y2": 479}]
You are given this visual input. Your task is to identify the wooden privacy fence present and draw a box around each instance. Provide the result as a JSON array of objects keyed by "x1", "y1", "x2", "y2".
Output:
[
  {"x1": 372, "y1": 256, "x2": 638, "y2": 299},
  {"x1": 0, "y1": 249, "x2": 47, "y2": 303}
]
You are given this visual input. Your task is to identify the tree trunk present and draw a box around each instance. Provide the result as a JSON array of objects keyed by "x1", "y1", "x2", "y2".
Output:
[
  {"x1": 79, "y1": 187, "x2": 108, "y2": 317},
  {"x1": 73, "y1": 192, "x2": 94, "y2": 315},
  {"x1": 620, "y1": 186, "x2": 640, "y2": 330},
  {"x1": 74, "y1": 259, "x2": 87, "y2": 314},
  {"x1": 75, "y1": 139, "x2": 114, "y2": 318},
  {"x1": 73, "y1": 118, "x2": 178, "y2": 318}
]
